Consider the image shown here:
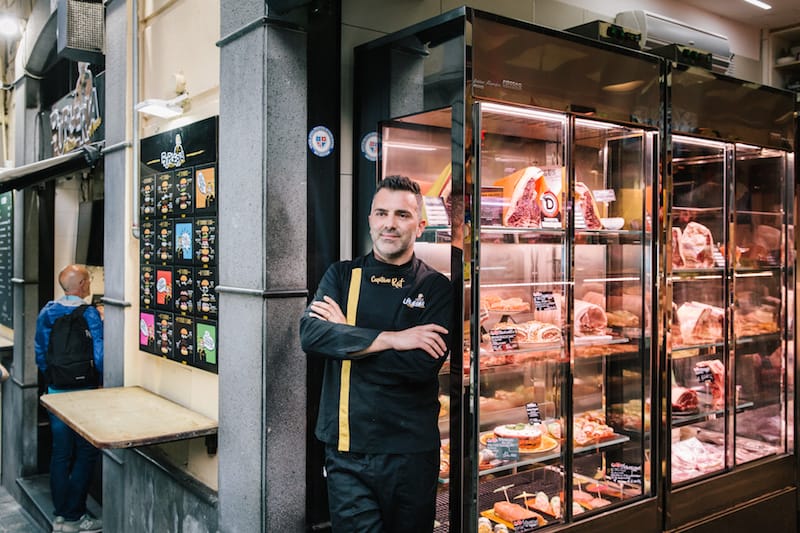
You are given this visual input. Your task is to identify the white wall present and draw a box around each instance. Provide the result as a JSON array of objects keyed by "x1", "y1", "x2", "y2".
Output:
[{"x1": 132, "y1": 0, "x2": 221, "y2": 490}]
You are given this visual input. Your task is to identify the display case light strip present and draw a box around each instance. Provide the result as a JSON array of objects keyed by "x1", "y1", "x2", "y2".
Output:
[
  {"x1": 575, "y1": 118, "x2": 618, "y2": 131},
  {"x1": 734, "y1": 272, "x2": 775, "y2": 278},
  {"x1": 382, "y1": 142, "x2": 438, "y2": 151},
  {"x1": 481, "y1": 101, "x2": 565, "y2": 123},
  {"x1": 673, "y1": 135, "x2": 725, "y2": 149},
  {"x1": 582, "y1": 277, "x2": 641, "y2": 283},
  {"x1": 479, "y1": 281, "x2": 571, "y2": 288}
]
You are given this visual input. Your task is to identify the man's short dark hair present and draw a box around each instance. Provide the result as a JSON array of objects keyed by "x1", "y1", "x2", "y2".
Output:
[
  {"x1": 377, "y1": 175, "x2": 421, "y2": 195},
  {"x1": 375, "y1": 175, "x2": 424, "y2": 217}
]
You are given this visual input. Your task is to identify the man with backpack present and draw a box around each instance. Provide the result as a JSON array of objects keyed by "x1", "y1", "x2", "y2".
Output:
[{"x1": 35, "y1": 264, "x2": 103, "y2": 533}]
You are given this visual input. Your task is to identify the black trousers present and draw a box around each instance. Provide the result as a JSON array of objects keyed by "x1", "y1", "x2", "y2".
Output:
[{"x1": 324, "y1": 445, "x2": 439, "y2": 533}]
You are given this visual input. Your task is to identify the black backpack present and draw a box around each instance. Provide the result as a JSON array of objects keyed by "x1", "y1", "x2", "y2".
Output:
[{"x1": 45, "y1": 304, "x2": 99, "y2": 388}]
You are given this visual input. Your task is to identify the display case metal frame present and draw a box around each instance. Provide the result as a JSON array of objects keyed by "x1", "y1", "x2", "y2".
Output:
[
  {"x1": 662, "y1": 63, "x2": 798, "y2": 530},
  {"x1": 354, "y1": 8, "x2": 664, "y2": 533}
]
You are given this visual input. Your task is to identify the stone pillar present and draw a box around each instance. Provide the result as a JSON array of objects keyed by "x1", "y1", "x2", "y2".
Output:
[
  {"x1": 217, "y1": 2, "x2": 308, "y2": 532},
  {"x1": 0, "y1": 71, "x2": 44, "y2": 499},
  {"x1": 99, "y1": 1, "x2": 130, "y2": 531}
]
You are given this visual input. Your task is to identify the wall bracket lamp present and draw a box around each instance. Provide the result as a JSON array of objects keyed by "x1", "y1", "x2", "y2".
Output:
[{"x1": 134, "y1": 92, "x2": 190, "y2": 119}]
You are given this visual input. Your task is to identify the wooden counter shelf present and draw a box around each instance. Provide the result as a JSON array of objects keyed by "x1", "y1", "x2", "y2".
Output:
[{"x1": 40, "y1": 386, "x2": 218, "y2": 449}]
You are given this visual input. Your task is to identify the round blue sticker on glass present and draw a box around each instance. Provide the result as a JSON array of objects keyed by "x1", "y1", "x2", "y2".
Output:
[
  {"x1": 308, "y1": 126, "x2": 334, "y2": 157},
  {"x1": 361, "y1": 131, "x2": 378, "y2": 162}
]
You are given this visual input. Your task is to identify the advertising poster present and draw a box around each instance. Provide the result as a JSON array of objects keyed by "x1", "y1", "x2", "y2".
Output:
[
  {"x1": 173, "y1": 167, "x2": 194, "y2": 216},
  {"x1": 156, "y1": 172, "x2": 174, "y2": 217},
  {"x1": 155, "y1": 220, "x2": 174, "y2": 264},
  {"x1": 174, "y1": 220, "x2": 194, "y2": 264},
  {"x1": 140, "y1": 220, "x2": 155, "y2": 264},
  {"x1": 195, "y1": 321, "x2": 217, "y2": 371},
  {"x1": 194, "y1": 164, "x2": 216, "y2": 214},
  {"x1": 194, "y1": 217, "x2": 216, "y2": 266},
  {"x1": 155, "y1": 311, "x2": 174, "y2": 358},
  {"x1": 139, "y1": 312, "x2": 155, "y2": 353},
  {"x1": 139, "y1": 117, "x2": 219, "y2": 373},
  {"x1": 173, "y1": 267, "x2": 194, "y2": 315},
  {"x1": 195, "y1": 268, "x2": 217, "y2": 319},
  {"x1": 155, "y1": 268, "x2": 173, "y2": 310},
  {"x1": 140, "y1": 265, "x2": 155, "y2": 310},
  {"x1": 140, "y1": 174, "x2": 156, "y2": 218},
  {"x1": 173, "y1": 315, "x2": 194, "y2": 365}
]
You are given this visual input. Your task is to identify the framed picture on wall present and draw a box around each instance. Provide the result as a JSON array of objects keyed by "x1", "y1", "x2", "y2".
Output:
[
  {"x1": 155, "y1": 311, "x2": 174, "y2": 358},
  {"x1": 173, "y1": 315, "x2": 194, "y2": 365},
  {"x1": 173, "y1": 167, "x2": 194, "y2": 216},
  {"x1": 194, "y1": 164, "x2": 216, "y2": 214},
  {"x1": 193, "y1": 320, "x2": 217, "y2": 372},
  {"x1": 173, "y1": 219, "x2": 194, "y2": 265},
  {"x1": 195, "y1": 268, "x2": 217, "y2": 320},
  {"x1": 139, "y1": 312, "x2": 156, "y2": 354},
  {"x1": 140, "y1": 265, "x2": 155, "y2": 310},
  {"x1": 173, "y1": 267, "x2": 194, "y2": 315}
]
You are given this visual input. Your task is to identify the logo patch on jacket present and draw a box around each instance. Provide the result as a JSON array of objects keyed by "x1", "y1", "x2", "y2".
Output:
[
  {"x1": 403, "y1": 293, "x2": 426, "y2": 309},
  {"x1": 370, "y1": 275, "x2": 405, "y2": 288}
]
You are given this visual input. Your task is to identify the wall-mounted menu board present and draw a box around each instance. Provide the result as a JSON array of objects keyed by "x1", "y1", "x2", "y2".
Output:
[
  {"x1": 0, "y1": 192, "x2": 12, "y2": 328},
  {"x1": 138, "y1": 116, "x2": 218, "y2": 373}
]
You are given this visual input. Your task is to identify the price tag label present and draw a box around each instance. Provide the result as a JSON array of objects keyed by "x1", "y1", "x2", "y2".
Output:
[
  {"x1": 694, "y1": 366, "x2": 714, "y2": 383},
  {"x1": 533, "y1": 291, "x2": 558, "y2": 311},
  {"x1": 526, "y1": 402, "x2": 542, "y2": 424},
  {"x1": 513, "y1": 517, "x2": 543, "y2": 532},
  {"x1": 485, "y1": 437, "x2": 519, "y2": 462},
  {"x1": 489, "y1": 328, "x2": 518, "y2": 351},
  {"x1": 593, "y1": 189, "x2": 617, "y2": 203},
  {"x1": 422, "y1": 196, "x2": 450, "y2": 226},
  {"x1": 608, "y1": 462, "x2": 643, "y2": 485}
]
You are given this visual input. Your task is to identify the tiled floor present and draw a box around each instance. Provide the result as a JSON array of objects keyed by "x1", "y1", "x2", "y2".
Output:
[{"x1": 0, "y1": 485, "x2": 42, "y2": 533}]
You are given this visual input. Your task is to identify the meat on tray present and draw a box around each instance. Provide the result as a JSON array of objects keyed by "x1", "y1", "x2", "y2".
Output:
[{"x1": 671, "y1": 386, "x2": 699, "y2": 412}]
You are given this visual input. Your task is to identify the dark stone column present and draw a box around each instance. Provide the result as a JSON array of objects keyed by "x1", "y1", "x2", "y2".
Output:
[
  {"x1": 99, "y1": 1, "x2": 130, "y2": 532},
  {"x1": 217, "y1": 2, "x2": 308, "y2": 531}
]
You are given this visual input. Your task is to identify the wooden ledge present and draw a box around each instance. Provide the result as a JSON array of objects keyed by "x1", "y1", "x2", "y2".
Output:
[{"x1": 40, "y1": 386, "x2": 218, "y2": 449}]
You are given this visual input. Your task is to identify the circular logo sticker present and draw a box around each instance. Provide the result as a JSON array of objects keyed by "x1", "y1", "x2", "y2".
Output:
[
  {"x1": 361, "y1": 132, "x2": 378, "y2": 162},
  {"x1": 308, "y1": 126, "x2": 334, "y2": 157},
  {"x1": 540, "y1": 190, "x2": 560, "y2": 218}
]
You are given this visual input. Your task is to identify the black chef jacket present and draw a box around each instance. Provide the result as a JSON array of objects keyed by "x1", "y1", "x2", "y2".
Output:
[{"x1": 300, "y1": 252, "x2": 452, "y2": 454}]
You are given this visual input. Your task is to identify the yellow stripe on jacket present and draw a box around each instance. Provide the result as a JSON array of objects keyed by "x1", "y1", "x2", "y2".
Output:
[{"x1": 338, "y1": 267, "x2": 362, "y2": 451}]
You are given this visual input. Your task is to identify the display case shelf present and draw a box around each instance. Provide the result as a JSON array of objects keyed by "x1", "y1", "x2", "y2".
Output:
[
  {"x1": 670, "y1": 401, "x2": 755, "y2": 429},
  {"x1": 670, "y1": 268, "x2": 725, "y2": 280}
]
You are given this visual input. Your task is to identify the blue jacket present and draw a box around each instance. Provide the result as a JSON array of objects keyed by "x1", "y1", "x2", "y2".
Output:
[{"x1": 35, "y1": 296, "x2": 104, "y2": 384}]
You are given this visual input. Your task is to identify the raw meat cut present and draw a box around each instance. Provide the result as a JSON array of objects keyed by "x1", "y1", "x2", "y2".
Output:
[
  {"x1": 679, "y1": 222, "x2": 715, "y2": 268},
  {"x1": 575, "y1": 182, "x2": 602, "y2": 230},
  {"x1": 574, "y1": 299, "x2": 608, "y2": 336},
  {"x1": 494, "y1": 166, "x2": 544, "y2": 228},
  {"x1": 672, "y1": 227, "x2": 684, "y2": 268},
  {"x1": 671, "y1": 386, "x2": 699, "y2": 412}
]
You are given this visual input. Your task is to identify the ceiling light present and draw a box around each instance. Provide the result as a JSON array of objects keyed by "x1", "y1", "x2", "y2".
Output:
[
  {"x1": 135, "y1": 93, "x2": 189, "y2": 118},
  {"x1": 743, "y1": 0, "x2": 771, "y2": 10},
  {"x1": 0, "y1": 15, "x2": 21, "y2": 37}
]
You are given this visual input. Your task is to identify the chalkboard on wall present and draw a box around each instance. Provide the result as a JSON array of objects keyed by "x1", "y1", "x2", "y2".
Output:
[{"x1": 0, "y1": 192, "x2": 12, "y2": 328}]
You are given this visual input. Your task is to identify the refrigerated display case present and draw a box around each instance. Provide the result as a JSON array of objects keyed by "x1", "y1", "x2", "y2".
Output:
[
  {"x1": 355, "y1": 8, "x2": 663, "y2": 533},
  {"x1": 664, "y1": 66, "x2": 797, "y2": 529}
]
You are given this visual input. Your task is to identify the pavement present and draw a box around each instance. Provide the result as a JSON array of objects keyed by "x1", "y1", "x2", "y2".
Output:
[{"x1": 0, "y1": 485, "x2": 42, "y2": 533}]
